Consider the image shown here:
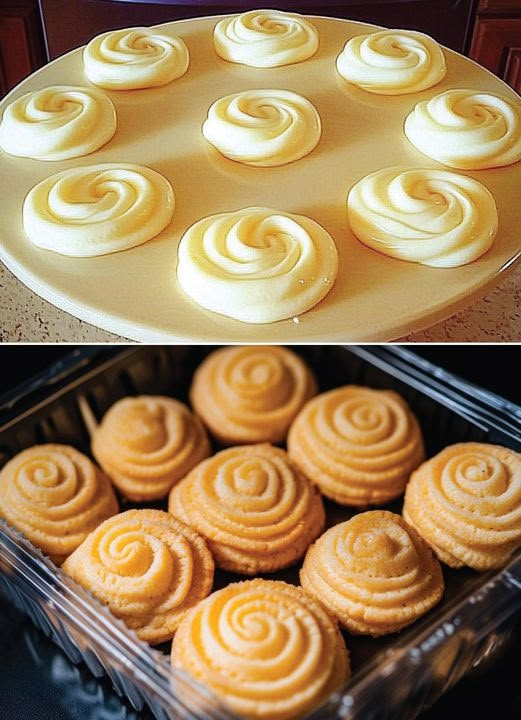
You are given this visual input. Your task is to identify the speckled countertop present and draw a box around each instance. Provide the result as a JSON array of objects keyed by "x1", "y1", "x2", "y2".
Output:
[{"x1": 1, "y1": 261, "x2": 519, "y2": 343}]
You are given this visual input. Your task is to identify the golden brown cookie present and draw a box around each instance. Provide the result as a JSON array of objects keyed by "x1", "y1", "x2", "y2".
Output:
[
  {"x1": 288, "y1": 385, "x2": 424, "y2": 506},
  {"x1": 171, "y1": 579, "x2": 350, "y2": 720},
  {"x1": 62, "y1": 509, "x2": 214, "y2": 644},
  {"x1": 403, "y1": 442, "x2": 521, "y2": 570},
  {"x1": 168, "y1": 444, "x2": 325, "y2": 574},
  {"x1": 92, "y1": 395, "x2": 210, "y2": 502},
  {"x1": 0, "y1": 444, "x2": 118, "y2": 564},
  {"x1": 189, "y1": 346, "x2": 317, "y2": 445},
  {"x1": 300, "y1": 510, "x2": 444, "y2": 636}
]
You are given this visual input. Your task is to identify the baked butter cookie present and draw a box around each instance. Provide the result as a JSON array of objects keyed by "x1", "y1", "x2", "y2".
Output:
[
  {"x1": 92, "y1": 396, "x2": 210, "y2": 502},
  {"x1": 190, "y1": 346, "x2": 317, "y2": 445},
  {"x1": 62, "y1": 509, "x2": 214, "y2": 644},
  {"x1": 171, "y1": 579, "x2": 350, "y2": 720},
  {"x1": 288, "y1": 385, "x2": 424, "y2": 506},
  {"x1": 404, "y1": 443, "x2": 521, "y2": 570},
  {"x1": 168, "y1": 444, "x2": 325, "y2": 574},
  {"x1": 300, "y1": 510, "x2": 444, "y2": 636},
  {"x1": 0, "y1": 444, "x2": 118, "y2": 564}
]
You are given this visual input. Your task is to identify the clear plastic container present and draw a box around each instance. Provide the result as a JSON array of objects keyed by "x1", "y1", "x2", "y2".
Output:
[{"x1": 1, "y1": 346, "x2": 520, "y2": 720}]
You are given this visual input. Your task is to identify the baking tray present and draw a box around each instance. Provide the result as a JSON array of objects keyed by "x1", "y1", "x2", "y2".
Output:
[
  {"x1": 1, "y1": 15, "x2": 520, "y2": 342},
  {"x1": 0, "y1": 345, "x2": 520, "y2": 720}
]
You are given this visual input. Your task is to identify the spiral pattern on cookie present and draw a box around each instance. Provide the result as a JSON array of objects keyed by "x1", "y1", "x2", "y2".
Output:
[
  {"x1": 336, "y1": 29, "x2": 446, "y2": 94},
  {"x1": 177, "y1": 206, "x2": 338, "y2": 323},
  {"x1": 203, "y1": 89, "x2": 321, "y2": 167},
  {"x1": 172, "y1": 580, "x2": 349, "y2": 720},
  {"x1": 301, "y1": 511, "x2": 444, "y2": 636},
  {"x1": 347, "y1": 167, "x2": 498, "y2": 267},
  {"x1": 169, "y1": 445, "x2": 325, "y2": 574},
  {"x1": 92, "y1": 396, "x2": 210, "y2": 502},
  {"x1": 84, "y1": 27, "x2": 189, "y2": 89},
  {"x1": 0, "y1": 85, "x2": 116, "y2": 161},
  {"x1": 0, "y1": 444, "x2": 118, "y2": 564},
  {"x1": 288, "y1": 386, "x2": 424, "y2": 506},
  {"x1": 403, "y1": 443, "x2": 521, "y2": 570},
  {"x1": 214, "y1": 10, "x2": 319, "y2": 68},
  {"x1": 23, "y1": 163, "x2": 174, "y2": 257},
  {"x1": 404, "y1": 89, "x2": 521, "y2": 169},
  {"x1": 190, "y1": 346, "x2": 317, "y2": 445},
  {"x1": 62, "y1": 509, "x2": 214, "y2": 643}
]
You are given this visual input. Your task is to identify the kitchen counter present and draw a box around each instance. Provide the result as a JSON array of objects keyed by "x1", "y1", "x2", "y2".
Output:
[{"x1": 1, "y1": 261, "x2": 520, "y2": 343}]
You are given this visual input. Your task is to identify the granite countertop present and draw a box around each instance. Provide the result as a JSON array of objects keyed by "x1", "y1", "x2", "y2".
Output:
[{"x1": 1, "y1": 261, "x2": 520, "y2": 343}]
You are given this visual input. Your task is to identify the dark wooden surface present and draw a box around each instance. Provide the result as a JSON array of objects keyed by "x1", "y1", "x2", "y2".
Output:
[{"x1": 470, "y1": 0, "x2": 521, "y2": 91}]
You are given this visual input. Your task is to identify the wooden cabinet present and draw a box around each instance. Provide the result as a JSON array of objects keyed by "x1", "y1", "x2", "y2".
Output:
[
  {"x1": 0, "y1": 1, "x2": 47, "y2": 97},
  {"x1": 470, "y1": 0, "x2": 521, "y2": 92}
]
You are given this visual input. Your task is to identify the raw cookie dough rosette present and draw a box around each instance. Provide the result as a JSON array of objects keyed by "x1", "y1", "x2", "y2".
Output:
[
  {"x1": 0, "y1": 444, "x2": 118, "y2": 564},
  {"x1": 300, "y1": 510, "x2": 444, "y2": 636},
  {"x1": 168, "y1": 444, "x2": 325, "y2": 574},
  {"x1": 288, "y1": 386, "x2": 424, "y2": 506},
  {"x1": 62, "y1": 509, "x2": 214, "y2": 644},
  {"x1": 214, "y1": 9, "x2": 319, "y2": 68},
  {"x1": 23, "y1": 163, "x2": 174, "y2": 257},
  {"x1": 403, "y1": 443, "x2": 521, "y2": 570},
  {"x1": 190, "y1": 345, "x2": 317, "y2": 445},
  {"x1": 171, "y1": 579, "x2": 350, "y2": 720},
  {"x1": 84, "y1": 26, "x2": 189, "y2": 89},
  {"x1": 202, "y1": 88, "x2": 321, "y2": 167},
  {"x1": 176, "y1": 206, "x2": 338, "y2": 323},
  {"x1": 347, "y1": 167, "x2": 498, "y2": 267},
  {"x1": 336, "y1": 28, "x2": 446, "y2": 95},
  {"x1": 0, "y1": 85, "x2": 116, "y2": 161},
  {"x1": 92, "y1": 396, "x2": 210, "y2": 502},
  {"x1": 404, "y1": 88, "x2": 521, "y2": 169}
]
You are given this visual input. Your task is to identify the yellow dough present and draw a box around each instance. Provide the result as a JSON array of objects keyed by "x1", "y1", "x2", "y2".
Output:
[
  {"x1": 189, "y1": 345, "x2": 317, "y2": 445},
  {"x1": 347, "y1": 167, "x2": 498, "y2": 267},
  {"x1": 336, "y1": 29, "x2": 446, "y2": 95},
  {"x1": 0, "y1": 444, "x2": 118, "y2": 564},
  {"x1": 300, "y1": 510, "x2": 444, "y2": 636},
  {"x1": 214, "y1": 9, "x2": 319, "y2": 68},
  {"x1": 403, "y1": 443, "x2": 521, "y2": 570},
  {"x1": 202, "y1": 89, "x2": 321, "y2": 167},
  {"x1": 176, "y1": 206, "x2": 338, "y2": 323},
  {"x1": 0, "y1": 85, "x2": 116, "y2": 161},
  {"x1": 23, "y1": 163, "x2": 174, "y2": 257},
  {"x1": 62, "y1": 509, "x2": 214, "y2": 644},
  {"x1": 288, "y1": 385, "x2": 424, "y2": 506},
  {"x1": 168, "y1": 444, "x2": 325, "y2": 574},
  {"x1": 171, "y1": 579, "x2": 350, "y2": 720},
  {"x1": 84, "y1": 26, "x2": 189, "y2": 89},
  {"x1": 92, "y1": 396, "x2": 211, "y2": 502}
]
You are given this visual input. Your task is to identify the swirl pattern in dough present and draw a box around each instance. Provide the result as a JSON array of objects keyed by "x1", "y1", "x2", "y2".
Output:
[
  {"x1": 301, "y1": 511, "x2": 444, "y2": 636},
  {"x1": 23, "y1": 163, "x2": 174, "y2": 257},
  {"x1": 168, "y1": 444, "x2": 325, "y2": 574},
  {"x1": 214, "y1": 10, "x2": 319, "y2": 68},
  {"x1": 336, "y1": 29, "x2": 446, "y2": 95},
  {"x1": 0, "y1": 444, "x2": 118, "y2": 564},
  {"x1": 62, "y1": 509, "x2": 214, "y2": 643},
  {"x1": 347, "y1": 167, "x2": 498, "y2": 267},
  {"x1": 92, "y1": 396, "x2": 210, "y2": 502},
  {"x1": 171, "y1": 579, "x2": 350, "y2": 720},
  {"x1": 176, "y1": 206, "x2": 338, "y2": 323},
  {"x1": 404, "y1": 88, "x2": 521, "y2": 169},
  {"x1": 403, "y1": 443, "x2": 521, "y2": 570},
  {"x1": 288, "y1": 385, "x2": 424, "y2": 506},
  {"x1": 0, "y1": 85, "x2": 116, "y2": 161},
  {"x1": 202, "y1": 89, "x2": 321, "y2": 167},
  {"x1": 190, "y1": 346, "x2": 318, "y2": 445},
  {"x1": 84, "y1": 27, "x2": 189, "y2": 90}
]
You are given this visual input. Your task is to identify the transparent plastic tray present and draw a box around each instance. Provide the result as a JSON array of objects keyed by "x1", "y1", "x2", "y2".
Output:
[{"x1": 0, "y1": 346, "x2": 520, "y2": 720}]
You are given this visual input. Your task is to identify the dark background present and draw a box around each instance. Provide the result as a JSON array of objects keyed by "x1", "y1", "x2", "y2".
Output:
[{"x1": 0, "y1": 345, "x2": 520, "y2": 720}]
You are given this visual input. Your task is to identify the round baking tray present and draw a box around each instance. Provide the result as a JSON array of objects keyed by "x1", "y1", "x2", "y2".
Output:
[{"x1": 0, "y1": 14, "x2": 520, "y2": 342}]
